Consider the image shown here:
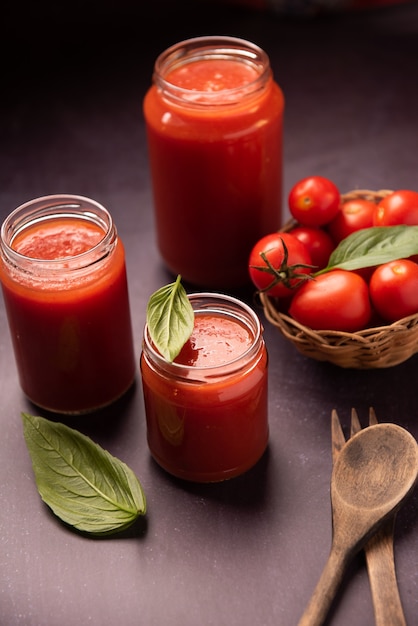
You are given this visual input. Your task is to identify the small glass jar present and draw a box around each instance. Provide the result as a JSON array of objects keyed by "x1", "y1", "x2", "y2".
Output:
[
  {"x1": 140, "y1": 293, "x2": 269, "y2": 482},
  {"x1": 0, "y1": 194, "x2": 136, "y2": 414},
  {"x1": 143, "y1": 35, "x2": 285, "y2": 289}
]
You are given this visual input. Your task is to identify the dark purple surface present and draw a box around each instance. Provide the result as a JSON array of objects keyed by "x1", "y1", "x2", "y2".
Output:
[{"x1": 1, "y1": 3, "x2": 418, "y2": 625}]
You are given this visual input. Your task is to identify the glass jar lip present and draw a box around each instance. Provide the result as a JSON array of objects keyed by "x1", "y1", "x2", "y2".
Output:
[
  {"x1": 143, "y1": 291, "x2": 263, "y2": 376},
  {"x1": 0, "y1": 193, "x2": 116, "y2": 272},
  {"x1": 153, "y1": 35, "x2": 271, "y2": 107}
]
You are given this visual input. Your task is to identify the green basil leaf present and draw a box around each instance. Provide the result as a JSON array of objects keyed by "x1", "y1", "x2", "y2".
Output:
[
  {"x1": 22, "y1": 413, "x2": 146, "y2": 536},
  {"x1": 317, "y1": 225, "x2": 418, "y2": 274},
  {"x1": 146, "y1": 274, "x2": 194, "y2": 362}
]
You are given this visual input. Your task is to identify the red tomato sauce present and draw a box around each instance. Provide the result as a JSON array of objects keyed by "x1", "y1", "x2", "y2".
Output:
[
  {"x1": 141, "y1": 311, "x2": 268, "y2": 482},
  {"x1": 174, "y1": 313, "x2": 253, "y2": 366},
  {"x1": 144, "y1": 57, "x2": 284, "y2": 288},
  {"x1": 12, "y1": 220, "x2": 104, "y2": 259},
  {"x1": 166, "y1": 59, "x2": 260, "y2": 95},
  {"x1": 0, "y1": 218, "x2": 136, "y2": 413}
]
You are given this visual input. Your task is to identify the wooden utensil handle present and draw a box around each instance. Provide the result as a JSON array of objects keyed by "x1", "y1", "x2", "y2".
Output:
[
  {"x1": 298, "y1": 548, "x2": 347, "y2": 626},
  {"x1": 366, "y1": 518, "x2": 406, "y2": 626}
]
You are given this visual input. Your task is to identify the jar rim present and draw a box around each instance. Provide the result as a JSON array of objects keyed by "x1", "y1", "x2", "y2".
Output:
[
  {"x1": 153, "y1": 35, "x2": 271, "y2": 107},
  {"x1": 0, "y1": 194, "x2": 116, "y2": 273},
  {"x1": 143, "y1": 291, "x2": 263, "y2": 377}
]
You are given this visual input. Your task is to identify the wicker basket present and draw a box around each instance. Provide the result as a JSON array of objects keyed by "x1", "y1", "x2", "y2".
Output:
[{"x1": 259, "y1": 189, "x2": 418, "y2": 369}]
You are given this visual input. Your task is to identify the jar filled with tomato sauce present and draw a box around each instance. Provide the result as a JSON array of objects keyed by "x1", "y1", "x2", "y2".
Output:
[
  {"x1": 0, "y1": 194, "x2": 136, "y2": 414},
  {"x1": 143, "y1": 36, "x2": 284, "y2": 289},
  {"x1": 140, "y1": 293, "x2": 269, "y2": 482}
]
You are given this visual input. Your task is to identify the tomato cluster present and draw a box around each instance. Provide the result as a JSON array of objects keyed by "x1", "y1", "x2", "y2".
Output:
[{"x1": 248, "y1": 176, "x2": 418, "y2": 332}]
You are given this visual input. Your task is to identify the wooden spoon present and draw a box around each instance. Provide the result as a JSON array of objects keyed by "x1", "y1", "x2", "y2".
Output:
[{"x1": 298, "y1": 423, "x2": 418, "y2": 626}]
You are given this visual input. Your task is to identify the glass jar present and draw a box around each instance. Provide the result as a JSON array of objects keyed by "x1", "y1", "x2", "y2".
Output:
[
  {"x1": 0, "y1": 194, "x2": 136, "y2": 414},
  {"x1": 143, "y1": 36, "x2": 285, "y2": 289},
  {"x1": 140, "y1": 293, "x2": 269, "y2": 482}
]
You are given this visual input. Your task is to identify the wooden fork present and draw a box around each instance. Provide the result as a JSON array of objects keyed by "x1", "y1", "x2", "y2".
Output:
[{"x1": 331, "y1": 407, "x2": 407, "y2": 626}]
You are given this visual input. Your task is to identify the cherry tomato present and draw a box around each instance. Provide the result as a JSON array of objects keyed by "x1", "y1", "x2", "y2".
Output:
[
  {"x1": 248, "y1": 232, "x2": 313, "y2": 297},
  {"x1": 289, "y1": 270, "x2": 372, "y2": 332},
  {"x1": 288, "y1": 176, "x2": 340, "y2": 227},
  {"x1": 327, "y1": 198, "x2": 376, "y2": 243},
  {"x1": 290, "y1": 226, "x2": 335, "y2": 270},
  {"x1": 369, "y1": 259, "x2": 418, "y2": 322},
  {"x1": 373, "y1": 190, "x2": 418, "y2": 226}
]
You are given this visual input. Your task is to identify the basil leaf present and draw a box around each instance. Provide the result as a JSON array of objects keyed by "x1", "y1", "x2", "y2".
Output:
[
  {"x1": 146, "y1": 274, "x2": 194, "y2": 362},
  {"x1": 317, "y1": 225, "x2": 418, "y2": 274},
  {"x1": 22, "y1": 413, "x2": 146, "y2": 536}
]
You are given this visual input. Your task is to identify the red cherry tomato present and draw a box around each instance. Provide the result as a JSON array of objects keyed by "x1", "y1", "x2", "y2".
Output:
[
  {"x1": 373, "y1": 190, "x2": 418, "y2": 226},
  {"x1": 289, "y1": 270, "x2": 372, "y2": 332},
  {"x1": 327, "y1": 198, "x2": 376, "y2": 243},
  {"x1": 369, "y1": 259, "x2": 418, "y2": 322},
  {"x1": 288, "y1": 176, "x2": 340, "y2": 227},
  {"x1": 248, "y1": 232, "x2": 313, "y2": 297},
  {"x1": 290, "y1": 226, "x2": 335, "y2": 270}
]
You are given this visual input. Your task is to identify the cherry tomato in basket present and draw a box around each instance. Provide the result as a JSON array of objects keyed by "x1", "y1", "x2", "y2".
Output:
[
  {"x1": 248, "y1": 232, "x2": 313, "y2": 297},
  {"x1": 290, "y1": 225, "x2": 335, "y2": 270},
  {"x1": 327, "y1": 198, "x2": 376, "y2": 243},
  {"x1": 289, "y1": 270, "x2": 372, "y2": 332},
  {"x1": 369, "y1": 259, "x2": 418, "y2": 322},
  {"x1": 288, "y1": 176, "x2": 340, "y2": 227},
  {"x1": 373, "y1": 190, "x2": 418, "y2": 226}
]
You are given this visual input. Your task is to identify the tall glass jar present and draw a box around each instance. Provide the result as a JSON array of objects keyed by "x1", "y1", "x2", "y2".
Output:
[
  {"x1": 143, "y1": 36, "x2": 285, "y2": 289},
  {"x1": 140, "y1": 293, "x2": 269, "y2": 482},
  {"x1": 0, "y1": 194, "x2": 136, "y2": 414}
]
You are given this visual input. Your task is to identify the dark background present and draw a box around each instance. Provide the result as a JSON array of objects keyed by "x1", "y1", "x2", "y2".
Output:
[{"x1": 1, "y1": 2, "x2": 418, "y2": 625}]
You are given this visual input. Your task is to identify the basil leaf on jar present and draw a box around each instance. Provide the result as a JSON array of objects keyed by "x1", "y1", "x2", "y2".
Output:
[{"x1": 146, "y1": 275, "x2": 194, "y2": 362}]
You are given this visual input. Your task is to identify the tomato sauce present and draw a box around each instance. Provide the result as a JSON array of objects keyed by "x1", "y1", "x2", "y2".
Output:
[
  {"x1": 0, "y1": 203, "x2": 136, "y2": 414},
  {"x1": 165, "y1": 59, "x2": 260, "y2": 95},
  {"x1": 143, "y1": 37, "x2": 284, "y2": 288},
  {"x1": 140, "y1": 295, "x2": 269, "y2": 482},
  {"x1": 12, "y1": 219, "x2": 104, "y2": 259},
  {"x1": 174, "y1": 313, "x2": 253, "y2": 367}
]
